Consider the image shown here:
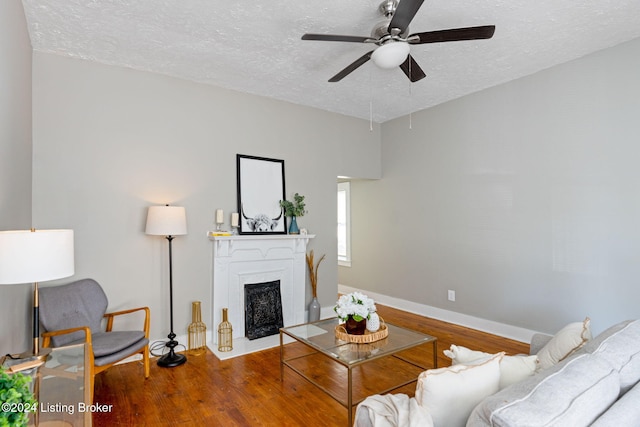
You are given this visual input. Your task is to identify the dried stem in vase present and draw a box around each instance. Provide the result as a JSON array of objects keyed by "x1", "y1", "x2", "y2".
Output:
[{"x1": 306, "y1": 250, "x2": 325, "y2": 299}]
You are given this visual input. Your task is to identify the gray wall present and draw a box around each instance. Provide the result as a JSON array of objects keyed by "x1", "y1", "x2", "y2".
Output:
[
  {"x1": 340, "y1": 37, "x2": 640, "y2": 336},
  {"x1": 0, "y1": 0, "x2": 33, "y2": 356},
  {"x1": 30, "y1": 52, "x2": 381, "y2": 345}
]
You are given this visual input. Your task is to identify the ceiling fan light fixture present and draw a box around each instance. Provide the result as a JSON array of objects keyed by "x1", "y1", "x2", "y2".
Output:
[{"x1": 371, "y1": 42, "x2": 410, "y2": 69}]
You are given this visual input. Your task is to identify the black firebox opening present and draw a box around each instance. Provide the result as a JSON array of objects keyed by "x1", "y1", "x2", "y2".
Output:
[{"x1": 244, "y1": 280, "x2": 284, "y2": 340}]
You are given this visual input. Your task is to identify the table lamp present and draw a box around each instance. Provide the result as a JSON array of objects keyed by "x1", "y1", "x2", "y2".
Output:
[
  {"x1": 145, "y1": 205, "x2": 188, "y2": 367},
  {"x1": 0, "y1": 229, "x2": 75, "y2": 358}
]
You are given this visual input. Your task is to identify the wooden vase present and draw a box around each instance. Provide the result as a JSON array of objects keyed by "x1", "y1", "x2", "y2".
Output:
[{"x1": 345, "y1": 316, "x2": 367, "y2": 335}]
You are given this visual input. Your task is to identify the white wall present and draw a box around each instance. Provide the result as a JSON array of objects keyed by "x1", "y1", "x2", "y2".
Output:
[
  {"x1": 340, "y1": 37, "x2": 640, "y2": 337},
  {"x1": 30, "y1": 53, "x2": 381, "y2": 345},
  {"x1": 0, "y1": 0, "x2": 34, "y2": 356}
]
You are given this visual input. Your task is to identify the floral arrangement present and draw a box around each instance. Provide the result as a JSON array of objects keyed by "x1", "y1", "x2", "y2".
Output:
[
  {"x1": 280, "y1": 193, "x2": 306, "y2": 217},
  {"x1": 334, "y1": 292, "x2": 377, "y2": 323}
]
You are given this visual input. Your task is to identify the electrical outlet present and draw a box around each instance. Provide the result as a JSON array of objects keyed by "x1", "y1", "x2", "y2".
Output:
[{"x1": 448, "y1": 290, "x2": 456, "y2": 302}]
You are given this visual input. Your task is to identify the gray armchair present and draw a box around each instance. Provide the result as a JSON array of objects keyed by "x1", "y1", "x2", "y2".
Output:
[{"x1": 39, "y1": 278, "x2": 150, "y2": 398}]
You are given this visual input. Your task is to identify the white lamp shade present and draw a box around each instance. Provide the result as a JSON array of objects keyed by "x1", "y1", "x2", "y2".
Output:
[
  {"x1": 0, "y1": 229, "x2": 75, "y2": 285},
  {"x1": 145, "y1": 205, "x2": 187, "y2": 236},
  {"x1": 371, "y1": 42, "x2": 411, "y2": 69}
]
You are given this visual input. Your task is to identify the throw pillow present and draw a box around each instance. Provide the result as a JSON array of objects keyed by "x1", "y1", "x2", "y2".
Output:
[
  {"x1": 415, "y1": 352, "x2": 503, "y2": 427},
  {"x1": 537, "y1": 317, "x2": 592, "y2": 370},
  {"x1": 444, "y1": 345, "x2": 539, "y2": 389}
]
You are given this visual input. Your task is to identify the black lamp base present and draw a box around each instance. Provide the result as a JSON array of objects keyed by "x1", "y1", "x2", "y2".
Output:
[
  {"x1": 157, "y1": 333, "x2": 187, "y2": 368},
  {"x1": 157, "y1": 350, "x2": 186, "y2": 368}
]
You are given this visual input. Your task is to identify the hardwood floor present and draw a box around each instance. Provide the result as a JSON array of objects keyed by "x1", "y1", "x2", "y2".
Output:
[{"x1": 93, "y1": 303, "x2": 529, "y2": 426}]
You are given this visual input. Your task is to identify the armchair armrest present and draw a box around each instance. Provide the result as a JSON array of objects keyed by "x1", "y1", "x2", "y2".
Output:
[
  {"x1": 530, "y1": 333, "x2": 553, "y2": 355},
  {"x1": 42, "y1": 326, "x2": 92, "y2": 348},
  {"x1": 104, "y1": 306, "x2": 150, "y2": 338}
]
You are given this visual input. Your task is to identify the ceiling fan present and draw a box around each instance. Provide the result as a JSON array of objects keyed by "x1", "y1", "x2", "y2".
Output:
[{"x1": 302, "y1": 0, "x2": 495, "y2": 83}]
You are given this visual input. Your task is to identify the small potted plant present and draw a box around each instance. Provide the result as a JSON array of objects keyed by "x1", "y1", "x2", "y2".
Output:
[
  {"x1": 334, "y1": 292, "x2": 377, "y2": 335},
  {"x1": 280, "y1": 193, "x2": 306, "y2": 234},
  {"x1": 0, "y1": 366, "x2": 37, "y2": 427}
]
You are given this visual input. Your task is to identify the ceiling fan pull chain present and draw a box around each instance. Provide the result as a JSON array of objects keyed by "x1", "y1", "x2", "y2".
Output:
[
  {"x1": 369, "y1": 68, "x2": 374, "y2": 131},
  {"x1": 409, "y1": 61, "x2": 413, "y2": 129},
  {"x1": 370, "y1": 100, "x2": 373, "y2": 132}
]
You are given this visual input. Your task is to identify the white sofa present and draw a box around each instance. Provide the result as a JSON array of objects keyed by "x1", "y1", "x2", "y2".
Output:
[{"x1": 355, "y1": 319, "x2": 640, "y2": 427}]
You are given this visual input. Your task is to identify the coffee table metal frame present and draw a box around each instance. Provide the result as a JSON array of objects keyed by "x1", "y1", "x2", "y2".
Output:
[{"x1": 280, "y1": 318, "x2": 437, "y2": 426}]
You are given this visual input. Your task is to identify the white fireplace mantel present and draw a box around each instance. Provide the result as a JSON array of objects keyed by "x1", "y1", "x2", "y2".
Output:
[
  {"x1": 210, "y1": 234, "x2": 315, "y2": 257},
  {"x1": 209, "y1": 234, "x2": 315, "y2": 358}
]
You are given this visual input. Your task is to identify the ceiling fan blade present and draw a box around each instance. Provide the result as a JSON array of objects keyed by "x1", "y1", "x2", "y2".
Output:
[
  {"x1": 388, "y1": 0, "x2": 426, "y2": 35},
  {"x1": 302, "y1": 34, "x2": 374, "y2": 43},
  {"x1": 328, "y1": 51, "x2": 374, "y2": 82},
  {"x1": 409, "y1": 25, "x2": 496, "y2": 44},
  {"x1": 399, "y1": 54, "x2": 426, "y2": 82}
]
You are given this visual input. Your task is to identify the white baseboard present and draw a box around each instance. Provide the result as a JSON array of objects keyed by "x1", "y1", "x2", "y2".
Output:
[{"x1": 338, "y1": 284, "x2": 539, "y2": 344}]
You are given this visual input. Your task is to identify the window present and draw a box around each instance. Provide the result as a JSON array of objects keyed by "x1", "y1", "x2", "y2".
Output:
[{"x1": 337, "y1": 181, "x2": 351, "y2": 267}]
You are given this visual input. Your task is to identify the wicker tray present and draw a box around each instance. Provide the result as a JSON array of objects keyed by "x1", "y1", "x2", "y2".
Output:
[{"x1": 335, "y1": 319, "x2": 388, "y2": 343}]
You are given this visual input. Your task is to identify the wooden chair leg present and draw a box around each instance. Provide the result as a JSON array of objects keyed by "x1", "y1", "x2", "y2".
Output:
[
  {"x1": 90, "y1": 372, "x2": 95, "y2": 403},
  {"x1": 143, "y1": 346, "x2": 150, "y2": 378}
]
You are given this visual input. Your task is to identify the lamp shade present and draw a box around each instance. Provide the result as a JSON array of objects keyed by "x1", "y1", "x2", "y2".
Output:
[
  {"x1": 371, "y1": 42, "x2": 410, "y2": 69},
  {"x1": 145, "y1": 205, "x2": 187, "y2": 236},
  {"x1": 0, "y1": 229, "x2": 75, "y2": 285}
]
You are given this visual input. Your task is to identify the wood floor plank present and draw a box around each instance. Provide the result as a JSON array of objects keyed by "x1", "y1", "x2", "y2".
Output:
[{"x1": 93, "y1": 302, "x2": 529, "y2": 426}]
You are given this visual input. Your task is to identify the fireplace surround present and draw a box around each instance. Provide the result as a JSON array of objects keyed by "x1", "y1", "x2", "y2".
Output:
[{"x1": 209, "y1": 234, "x2": 314, "y2": 358}]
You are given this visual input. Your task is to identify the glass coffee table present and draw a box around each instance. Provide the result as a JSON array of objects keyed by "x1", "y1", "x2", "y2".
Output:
[{"x1": 280, "y1": 318, "x2": 437, "y2": 426}]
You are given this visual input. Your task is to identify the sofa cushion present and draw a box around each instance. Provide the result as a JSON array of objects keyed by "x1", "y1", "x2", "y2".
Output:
[
  {"x1": 590, "y1": 380, "x2": 640, "y2": 426},
  {"x1": 586, "y1": 319, "x2": 640, "y2": 393},
  {"x1": 467, "y1": 353, "x2": 620, "y2": 427},
  {"x1": 444, "y1": 345, "x2": 538, "y2": 389},
  {"x1": 415, "y1": 352, "x2": 502, "y2": 427},
  {"x1": 536, "y1": 317, "x2": 591, "y2": 370}
]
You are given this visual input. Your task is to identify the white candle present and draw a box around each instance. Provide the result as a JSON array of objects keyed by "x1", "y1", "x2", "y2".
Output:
[
  {"x1": 231, "y1": 212, "x2": 239, "y2": 227},
  {"x1": 216, "y1": 209, "x2": 224, "y2": 224}
]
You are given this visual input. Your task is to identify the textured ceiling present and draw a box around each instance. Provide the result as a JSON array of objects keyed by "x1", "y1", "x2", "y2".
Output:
[{"x1": 21, "y1": 0, "x2": 640, "y2": 123}]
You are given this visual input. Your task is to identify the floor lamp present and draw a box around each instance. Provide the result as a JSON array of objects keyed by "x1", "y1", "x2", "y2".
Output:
[
  {"x1": 146, "y1": 205, "x2": 188, "y2": 367},
  {"x1": 0, "y1": 229, "x2": 75, "y2": 359}
]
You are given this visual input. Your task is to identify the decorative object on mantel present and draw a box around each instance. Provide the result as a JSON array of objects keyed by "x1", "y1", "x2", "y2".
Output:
[
  {"x1": 209, "y1": 209, "x2": 231, "y2": 236},
  {"x1": 334, "y1": 292, "x2": 379, "y2": 336},
  {"x1": 218, "y1": 308, "x2": 233, "y2": 352},
  {"x1": 215, "y1": 209, "x2": 224, "y2": 231},
  {"x1": 145, "y1": 204, "x2": 188, "y2": 368},
  {"x1": 237, "y1": 154, "x2": 287, "y2": 235},
  {"x1": 188, "y1": 301, "x2": 207, "y2": 356},
  {"x1": 280, "y1": 193, "x2": 306, "y2": 235},
  {"x1": 231, "y1": 212, "x2": 239, "y2": 235},
  {"x1": 306, "y1": 250, "x2": 325, "y2": 322}
]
